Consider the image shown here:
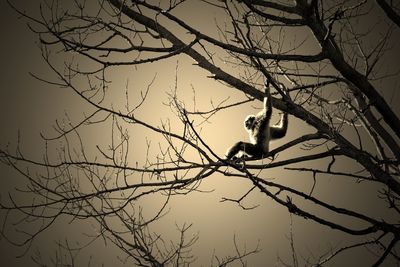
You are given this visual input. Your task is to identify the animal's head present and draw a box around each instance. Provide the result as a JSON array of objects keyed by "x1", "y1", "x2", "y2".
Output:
[{"x1": 244, "y1": 115, "x2": 256, "y2": 130}]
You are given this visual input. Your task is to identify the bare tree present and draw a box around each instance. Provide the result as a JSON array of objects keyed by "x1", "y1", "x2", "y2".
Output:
[{"x1": 1, "y1": 0, "x2": 400, "y2": 266}]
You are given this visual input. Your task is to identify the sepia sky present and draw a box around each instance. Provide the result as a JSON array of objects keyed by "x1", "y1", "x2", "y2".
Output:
[{"x1": 1, "y1": 1, "x2": 400, "y2": 266}]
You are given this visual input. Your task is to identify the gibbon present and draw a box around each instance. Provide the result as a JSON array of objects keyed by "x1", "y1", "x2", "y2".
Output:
[{"x1": 226, "y1": 81, "x2": 288, "y2": 159}]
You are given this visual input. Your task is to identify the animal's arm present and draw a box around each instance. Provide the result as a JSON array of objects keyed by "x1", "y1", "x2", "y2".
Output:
[
  {"x1": 264, "y1": 81, "x2": 273, "y2": 121},
  {"x1": 270, "y1": 112, "x2": 288, "y2": 140},
  {"x1": 254, "y1": 83, "x2": 273, "y2": 143}
]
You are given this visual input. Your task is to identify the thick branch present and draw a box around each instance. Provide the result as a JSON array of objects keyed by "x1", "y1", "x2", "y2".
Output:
[
  {"x1": 304, "y1": 4, "x2": 400, "y2": 139},
  {"x1": 376, "y1": 0, "x2": 400, "y2": 28},
  {"x1": 136, "y1": 1, "x2": 324, "y2": 62},
  {"x1": 242, "y1": 0, "x2": 305, "y2": 25}
]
